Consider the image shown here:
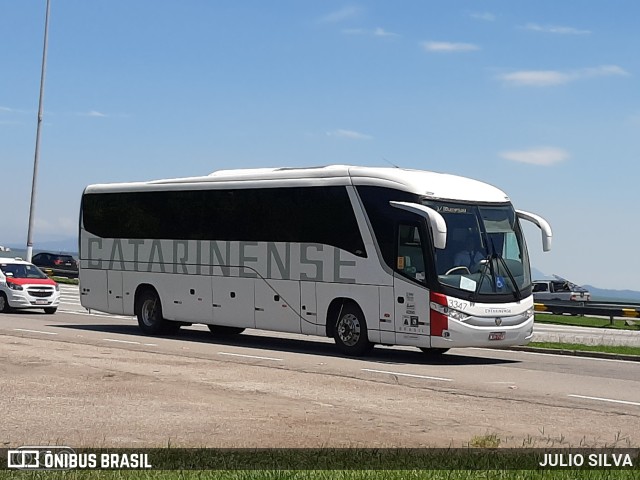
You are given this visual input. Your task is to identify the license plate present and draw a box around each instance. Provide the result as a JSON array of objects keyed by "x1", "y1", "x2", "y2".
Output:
[
  {"x1": 35, "y1": 300, "x2": 48, "y2": 305},
  {"x1": 489, "y1": 332, "x2": 505, "y2": 341}
]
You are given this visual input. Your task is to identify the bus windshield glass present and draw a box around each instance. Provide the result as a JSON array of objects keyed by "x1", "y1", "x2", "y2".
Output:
[{"x1": 422, "y1": 201, "x2": 531, "y2": 300}]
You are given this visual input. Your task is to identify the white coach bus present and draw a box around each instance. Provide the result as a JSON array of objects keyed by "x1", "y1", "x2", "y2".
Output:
[{"x1": 79, "y1": 165, "x2": 552, "y2": 356}]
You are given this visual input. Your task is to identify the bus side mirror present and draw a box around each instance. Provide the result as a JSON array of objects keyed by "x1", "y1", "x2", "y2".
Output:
[
  {"x1": 389, "y1": 201, "x2": 447, "y2": 249},
  {"x1": 516, "y1": 210, "x2": 552, "y2": 252}
]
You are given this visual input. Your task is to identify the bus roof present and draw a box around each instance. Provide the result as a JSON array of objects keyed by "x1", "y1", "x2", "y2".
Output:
[{"x1": 84, "y1": 165, "x2": 511, "y2": 203}]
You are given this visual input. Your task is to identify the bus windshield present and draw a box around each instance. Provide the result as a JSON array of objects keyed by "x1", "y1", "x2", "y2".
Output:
[{"x1": 422, "y1": 200, "x2": 532, "y2": 300}]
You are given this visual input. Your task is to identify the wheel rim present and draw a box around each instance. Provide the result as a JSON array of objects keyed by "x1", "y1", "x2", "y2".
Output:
[
  {"x1": 337, "y1": 313, "x2": 361, "y2": 346},
  {"x1": 141, "y1": 298, "x2": 158, "y2": 327}
]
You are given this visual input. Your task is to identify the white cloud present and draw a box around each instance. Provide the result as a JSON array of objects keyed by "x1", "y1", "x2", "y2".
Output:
[
  {"x1": 81, "y1": 110, "x2": 107, "y2": 117},
  {"x1": 582, "y1": 65, "x2": 629, "y2": 78},
  {"x1": 500, "y1": 147, "x2": 570, "y2": 166},
  {"x1": 342, "y1": 27, "x2": 398, "y2": 37},
  {"x1": 342, "y1": 28, "x2": 366, "y2": 35},
  {"x1": 500, "y1": 70, "x2": 571, "y2": 86},
  {"x1": 422, "y1": 41, "x2": 480, "y2": 52},
  {"x1": 499, "y1": 65, "x2": 629, "y2": 87},
  {"x1": 470, "y1": 12, "x2": 496, "y2": 22},
  {"x1": 373, "y1": 27, "x2": 398, "y2": 37},
  {"x1": 326, "y1": 129, "x2": 373, "y2": 140},
  {"x1": 320, "y1": 6, "x2": 361, "y2": 23},
  {"x1": 0, "y1": 106, "x2": 29, "y2": 114},
  {"x1": 522, "y1": 23, "x2": 591, "y2": 35}
]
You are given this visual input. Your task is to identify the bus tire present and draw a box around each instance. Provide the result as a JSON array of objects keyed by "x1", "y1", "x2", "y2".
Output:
[
  {"x1": 333, "y1": 303, "x2": 372, "y2": 356},
  {"x1": 419, "y1": 347, "x2": 449, "y2": 356},
  {"x1": 207, "y1": 325, "x2": 245, "y2": 335},
  {"x1": 136, "y1": 288, "x2": 172, "y2": 335}
]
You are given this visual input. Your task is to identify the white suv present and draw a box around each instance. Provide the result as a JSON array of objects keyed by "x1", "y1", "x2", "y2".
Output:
[{"x1": 0, "y1": 257, "x2": 60, "y2": 314}]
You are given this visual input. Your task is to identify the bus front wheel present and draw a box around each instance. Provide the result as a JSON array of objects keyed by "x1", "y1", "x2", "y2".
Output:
[
  {"x1": 333, "y1": 304, "x2": 372, "y2": 356},
  {"x1": 136, "y1": 289, "x2": 178, "y2": 335}
]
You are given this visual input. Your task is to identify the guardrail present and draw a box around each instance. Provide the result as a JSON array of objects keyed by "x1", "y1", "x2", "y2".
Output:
[{"x1": 534, "y1": 300, "x2": 640, "y2": 324}]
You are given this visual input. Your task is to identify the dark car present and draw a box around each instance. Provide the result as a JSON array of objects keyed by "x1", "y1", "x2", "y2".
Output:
[{"x1": 32, "y1": 252, "x2": 79, "y2": 278}]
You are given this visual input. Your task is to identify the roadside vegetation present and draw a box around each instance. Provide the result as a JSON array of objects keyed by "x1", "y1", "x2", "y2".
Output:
[
  {"x1": 3, "y1": 465, "x2": 638, "y2": 479},
  {"x1": 535, "y1": 313, "x2": 639, "y2": 331},
  {"x1": 51, "y1": 276, "x2": 79, "y2": 285},
  {"x1": 528, "y1": 342, "x2": 640, "y2": 357}
]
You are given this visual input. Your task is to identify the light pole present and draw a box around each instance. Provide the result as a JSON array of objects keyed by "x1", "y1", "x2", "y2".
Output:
[{"x1": 26, "y1": 0, "x2": 51, "y2": 262}]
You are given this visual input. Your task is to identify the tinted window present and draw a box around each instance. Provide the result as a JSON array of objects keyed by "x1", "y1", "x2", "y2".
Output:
[
  {"x1": 357, "y1": 186, "x2": 418, "y2": 269},
  {"x1": 533, "y1": 282, "x2": 548, "y2": 292},
  {"x1": 83, "y1": 187, "x2": 366, "y2": 257},
  {"x1": 397, "y1": 224, "x2": 426, "y2": 284}
]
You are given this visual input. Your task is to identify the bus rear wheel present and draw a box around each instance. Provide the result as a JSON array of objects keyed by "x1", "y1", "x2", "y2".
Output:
[
  {"x1": 333, "y1": 304, "x2": 372, "y2": 356},
  {"x1": 136, "y1": 289, "x2": 177, "y2": 335},
  {"x1": 207, "y1": 325, "x2": 245, "y2": 335}
]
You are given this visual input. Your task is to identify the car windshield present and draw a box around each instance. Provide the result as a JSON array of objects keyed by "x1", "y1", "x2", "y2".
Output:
[
  {"x1": 0, "y1": 263, "x2": 49, "y2": 279},
  {"x1": 422, "y1": 200, "x2": 532, "y2": 301}
]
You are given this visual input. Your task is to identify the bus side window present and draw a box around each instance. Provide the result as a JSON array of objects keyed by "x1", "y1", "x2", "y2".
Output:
[{"x1": 396, "y1": 224, "x2": 426, "y2": 282}]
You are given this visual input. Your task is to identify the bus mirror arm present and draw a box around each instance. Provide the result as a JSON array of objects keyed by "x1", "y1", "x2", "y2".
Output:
[
  {"x1": 389, "y1": 201, "x2": 447, "y2": 249},
  {"x1": 516, "y1": 210, "x2": 553, "y2": 252}
]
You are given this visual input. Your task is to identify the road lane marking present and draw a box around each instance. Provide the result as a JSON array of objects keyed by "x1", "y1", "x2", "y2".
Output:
[
  {"x1": 361, "y1": 368, "x2": 453, "y2": 382},
  {"x1": 59, "y1": 309, "x2": 133, "y2": 320},
  {"x1": 568, "y1": 394, "x2": 640, "y2": 407},
  {"x1": 13, "y1": 328, "x2": 58, "y2": 335},
  {"x1": 102, "y1": 338, "x2": 143, "y2": 345},
  {"x1": 476, "y1": 348, "x2": 636, "y2": 364},
  {"x1": 218, "y1": 352, "x2": 283, "y2": 362}
]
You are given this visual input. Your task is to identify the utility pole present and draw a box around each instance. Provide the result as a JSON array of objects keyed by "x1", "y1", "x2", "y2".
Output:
[{"x1": 26, "y1": 0, "x2": 51, "y2": 262}]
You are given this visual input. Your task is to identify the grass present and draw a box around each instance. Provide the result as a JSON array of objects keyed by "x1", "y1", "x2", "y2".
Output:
[
  {"x1": 535, "y1": 313, "x2": 639, "y2": 331},
  {"x1": 51, "y1": 276, "x2": 79, "y2": 285},
  {"x1": 2, "y1": 471, "x2": 640, "y2": 480},
  {"x1": 528, "y1": 342, "x2": 640, "y2": 357},
  {"x1": 469, "y1": 434, "x2": 501, "y2": 448}
]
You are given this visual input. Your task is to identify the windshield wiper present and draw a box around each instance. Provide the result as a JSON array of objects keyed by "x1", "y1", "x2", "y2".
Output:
[
  {"x1": 496, "y1": 254, "x2": 522, "y2": 301},
  {"x1": 472, "y1": 237, "x2": 523, "y2": 302},
  {"x1": 471, "y1": 252, "x2": 495, "y2": 302}
]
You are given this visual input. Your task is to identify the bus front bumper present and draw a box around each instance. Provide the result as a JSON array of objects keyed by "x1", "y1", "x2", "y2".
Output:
[{"x1": 430, "y1": 314, "x2": 535, "y2": 349}]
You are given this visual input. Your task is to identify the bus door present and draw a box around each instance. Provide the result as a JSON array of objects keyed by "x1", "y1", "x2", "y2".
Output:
[
  {"x1": 393, "y1": 224, "x2": 431, "y2": 346},
  {"x1": 300, "y1": 281, "x2": 317, "y2": 335},
  {"x1": 80, "y1": 268, "x2": 109, "y2": 313},
  {"x1": 107, "y1": 270, "x2": 124, "y2": 315},
  {"x1": 255, "y1": 279, "x2": 301, "y2": 333},
  {"x1": 378, "y1": 286, "x2": 396, "y2": 344},
  {"x1": 211, "y1": 273, "x2": 256, "y2": 328}
]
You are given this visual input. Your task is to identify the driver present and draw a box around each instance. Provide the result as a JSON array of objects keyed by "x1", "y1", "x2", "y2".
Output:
[{"x1": 453, "y1": 237, "x2": 484, "y2": 272}]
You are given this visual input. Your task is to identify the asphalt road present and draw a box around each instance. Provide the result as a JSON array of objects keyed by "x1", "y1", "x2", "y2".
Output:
[{"x1": 1, "y1": 284, "x2": 639, "y2": 448}]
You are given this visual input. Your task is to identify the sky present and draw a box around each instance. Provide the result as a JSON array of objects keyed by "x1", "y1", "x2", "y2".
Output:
[{"x1": 1, "y1": 1, "x2": 639, "y2": 291}]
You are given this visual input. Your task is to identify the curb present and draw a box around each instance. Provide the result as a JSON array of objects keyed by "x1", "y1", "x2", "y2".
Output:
[{"x1": 507, "y1": 346, "x2": 640, "y2": 362}]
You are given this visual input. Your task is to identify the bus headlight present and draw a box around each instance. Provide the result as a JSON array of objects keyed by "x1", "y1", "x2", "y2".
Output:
[{"x1": 429, "y1": 302, "x2": 470, "y2": 321}]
